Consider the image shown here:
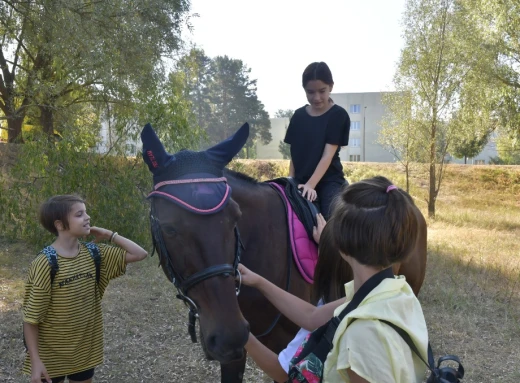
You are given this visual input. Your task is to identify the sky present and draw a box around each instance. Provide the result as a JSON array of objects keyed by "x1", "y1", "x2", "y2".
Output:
[{"x1": 182, "y1": 0, "x2": 407, "y2": 116}]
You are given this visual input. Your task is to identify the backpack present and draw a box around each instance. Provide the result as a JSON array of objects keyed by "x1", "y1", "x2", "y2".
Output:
[
  {"x1": 41, "y1": 242, "x2": 101, "y2": 286},
  {"x1": 287, "y1": 268, "x2": 465, "y2": 383}
]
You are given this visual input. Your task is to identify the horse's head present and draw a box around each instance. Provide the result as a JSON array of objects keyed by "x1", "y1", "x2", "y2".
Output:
[{"x1": 141, "y1": 123, "x2": 250, "y2": 363}]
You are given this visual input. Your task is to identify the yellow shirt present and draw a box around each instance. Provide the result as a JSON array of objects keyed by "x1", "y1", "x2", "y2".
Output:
[
  {"x1": 23, "y1": 243, "x2": 126, "y2": 378},
  {"x1": 323, "y1": 276, "x2": 428, "y2": 383}
]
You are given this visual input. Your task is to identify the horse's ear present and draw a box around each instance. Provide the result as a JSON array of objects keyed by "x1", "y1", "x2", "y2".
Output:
[
  {"x1": 205, "y1": 123, "x2": 249, "y2": 167},
  {"x1": 140, "y1": 123, "x2": 173, "y2": 173}
]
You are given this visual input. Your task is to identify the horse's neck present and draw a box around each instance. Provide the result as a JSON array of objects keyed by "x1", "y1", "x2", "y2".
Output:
[{"x1": 229, "y1": 178, "x2": 285, "y2": 232}]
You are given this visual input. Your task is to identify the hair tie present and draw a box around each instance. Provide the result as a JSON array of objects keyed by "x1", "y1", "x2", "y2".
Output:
[{"x1": 386, "y1": 185, "x2": 398, "y2": 193}]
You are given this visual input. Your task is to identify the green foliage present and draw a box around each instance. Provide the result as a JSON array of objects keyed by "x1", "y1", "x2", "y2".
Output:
[
  {"x1": 458, "y1": 0, "x2": 520, "y2": 136},
  {"x1": 493, "y1": 132, "x2": 520, "y2": 165},
  {"x1": 228, "y1": 160, "x2": 287, "y2": 181},
  {"x1": 277, "y1": 119, "x2": 291, "y2": 160},
  {"x1": 0, "y1": 137, "x2": 153, "y2": 251},
  {"x1": 451, "y1": 131, "x2": 490, "y2": 163},
  {"x1": 104, "y1": 73, "x2": 206, "y2": 156},
  {"x1": 0, "y1": 0, "x2": 191, "y2": 142},
  {"x1": 278, "y1": 140, "x2": 291, "y2": 160},
  {"x1": 274, "y1": 109, "x2": 294, "y2": 119},
  {"x1": 176, "y1": 49, "x2": 272, "y2": 158},
  {"x1": 378, "y1": 91, "x2": 421, "y2": 191},
  {"x1": 393, "y1": 0, "x2": 471, "y2": 216}
]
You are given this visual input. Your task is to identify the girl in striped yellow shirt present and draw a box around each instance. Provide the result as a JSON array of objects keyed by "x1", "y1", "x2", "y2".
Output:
[{"x1": 23, "y1": 195, "x2": 148, "y2": 383}]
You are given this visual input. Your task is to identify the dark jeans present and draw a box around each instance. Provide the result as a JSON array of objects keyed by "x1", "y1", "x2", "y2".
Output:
[
  {"x1": 46, "y1": 368, "x2": 95, "y2": 383},
  {"x1": 316, "y1": 180, "x2": 348, "y2": 220}
]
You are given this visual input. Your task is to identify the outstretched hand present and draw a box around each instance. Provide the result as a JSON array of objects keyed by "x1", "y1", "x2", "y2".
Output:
[
  {"x1": 237, "y1": 263, "x2": 262, "y2": 288},
  {"x1": 312, "y1": 213, "x2": 327, "y2": 243}
]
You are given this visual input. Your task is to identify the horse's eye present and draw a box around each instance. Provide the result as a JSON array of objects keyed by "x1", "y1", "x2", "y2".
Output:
[{"x1": 162, "y1": 224, "x2": 176, "y2": 236}]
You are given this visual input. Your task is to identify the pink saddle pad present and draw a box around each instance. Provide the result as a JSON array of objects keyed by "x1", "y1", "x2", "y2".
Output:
[{"x1": 270, "y1": 183, "x2": 318, "y2": 283}]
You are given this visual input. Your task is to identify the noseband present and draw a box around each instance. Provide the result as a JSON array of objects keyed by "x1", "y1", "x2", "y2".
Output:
[{"x1": 149, "y1": 201, "x2": 244, "y2": 343}]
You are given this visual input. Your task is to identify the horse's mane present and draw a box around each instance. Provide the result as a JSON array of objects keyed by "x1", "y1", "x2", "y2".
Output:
[{"x1": 223, "y1": 168, "x2": 260, "y2": 185}]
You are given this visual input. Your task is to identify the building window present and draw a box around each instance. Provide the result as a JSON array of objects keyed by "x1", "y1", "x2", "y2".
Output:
[
  {"x1": 350, "y1": 104, "x2": 361, "y2": 114},
  {"x1": 350, "y1": 138, "x2": 361, "y2": 147},
  {"x1": 349, "y1": 155, "x2": 361, "y2": 162},
  {"x1": 351, "y1": 121, "x2": 360, "y2": 130},
  {"x1": 474, "y1": 159, "x2": 485, "y2": 165}
]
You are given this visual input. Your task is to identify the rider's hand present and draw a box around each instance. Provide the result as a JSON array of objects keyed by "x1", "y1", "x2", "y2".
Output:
[
  {"x1": 237, "y1": 264, "x2": 262, "y2": 287},
  {"x1": 312, "y1": 213, "x2": 327, "y2": 243},
  {"x1": 31, "y1": 359, "x2": 51, "y2": 383},
  {"x1": 298, "y1": 183, "x2": 317, "y2": 202}
]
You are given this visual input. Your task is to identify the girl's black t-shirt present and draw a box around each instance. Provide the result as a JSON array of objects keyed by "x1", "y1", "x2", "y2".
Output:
[{"x1": 284, "y1": 104, "x2": 350, "y2": 185}]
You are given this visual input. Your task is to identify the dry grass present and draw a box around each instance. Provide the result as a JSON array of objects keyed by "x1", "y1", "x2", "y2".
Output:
[{"x1": 1, "y1": 163, "x2": 520, "y2": 382}]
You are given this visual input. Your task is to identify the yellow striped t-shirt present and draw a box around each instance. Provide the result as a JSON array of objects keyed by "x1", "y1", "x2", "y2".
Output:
[{"x1": 22, "y1": 243, "x2": 126, "y2": 378}]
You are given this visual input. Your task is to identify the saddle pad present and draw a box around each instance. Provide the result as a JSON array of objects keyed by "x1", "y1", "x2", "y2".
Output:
[{"x1": 270, "y1": 183, "x2": 318, "y2": 284}]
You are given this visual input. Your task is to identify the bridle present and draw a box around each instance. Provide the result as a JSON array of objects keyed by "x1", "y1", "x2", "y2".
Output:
[{"x1": 149, "y1": 200, "x2": 244, "y2": 343}]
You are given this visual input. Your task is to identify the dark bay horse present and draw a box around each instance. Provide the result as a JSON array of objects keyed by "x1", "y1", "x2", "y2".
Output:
[{"x1": 140, "y1": 123, "x2": 427, "y2": 382}]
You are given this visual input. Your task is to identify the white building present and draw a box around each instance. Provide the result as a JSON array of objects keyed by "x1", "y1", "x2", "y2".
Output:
[{"x1": 257, "y1": 91, "x2": 498, "y2": 164}]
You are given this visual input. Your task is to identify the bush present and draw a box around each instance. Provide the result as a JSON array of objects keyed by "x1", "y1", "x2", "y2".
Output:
[{"x1": 0, "y1": 139, "x2": 153, "y2": 251}]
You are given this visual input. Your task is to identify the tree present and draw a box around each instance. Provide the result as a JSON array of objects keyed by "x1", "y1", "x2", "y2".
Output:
[
  {"x1": 457, "y1": 0, "x2": 520, "y2": 137},
  {"x1": 492, "y1": 132, "x2": 520, "y2": 165},
  {"x1": 177, "y1": 51, "x2": 272, "y2": 158},
  {"x1": 396, "y1": 0, "x2": 469, "y2": 217},
  {"x1": 273, "y1": 109, "x2": 293, "y2": 159},
  {"x1": 449, "y1": 70, "x2": 497, "y2": 163},
  {"x1": 378, "y1": 91, "x2": 420, "y2": 192},
  {"x1": 0, "y1": 0, "x2": 190, "y2": 142},
  {"x1": 275, "y1": 109, "x2": 294, "y2": 119},
  {"x1": 451, "y1": 132, "x2": 490, "y2": 164},
  {"x1": 177, "y1": 48, "x2": 213, "y2": 138}
]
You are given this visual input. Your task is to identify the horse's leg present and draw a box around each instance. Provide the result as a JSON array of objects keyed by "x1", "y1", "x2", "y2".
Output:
[{"x1": 220, "y1": 352, "x2": 247, "y2": 383}]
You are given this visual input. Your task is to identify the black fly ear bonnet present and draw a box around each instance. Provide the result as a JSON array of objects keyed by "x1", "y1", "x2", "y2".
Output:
[{"x1": 141, "y1": 122, "x2": 250, "y2": 214}]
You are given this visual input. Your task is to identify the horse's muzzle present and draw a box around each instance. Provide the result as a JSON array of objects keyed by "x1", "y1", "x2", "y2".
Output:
[{"x1": 203, "y1": 322, "x2": 250, "y2": 363}]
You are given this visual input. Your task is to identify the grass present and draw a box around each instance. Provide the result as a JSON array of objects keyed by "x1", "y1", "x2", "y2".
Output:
[{"x1": 1, "y1": 162, "x2": 520, "y2": 382}]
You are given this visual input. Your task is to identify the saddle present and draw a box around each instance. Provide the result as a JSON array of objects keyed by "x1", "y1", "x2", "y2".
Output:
[
  {"x1": 267, "y1": 177, "x2": 320, "y2": 284},
  {"x1": 268, "y1": 177, "x2": 320, "y2": 239}
]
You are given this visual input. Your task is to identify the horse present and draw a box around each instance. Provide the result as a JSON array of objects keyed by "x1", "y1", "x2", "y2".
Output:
[{"x1": 140, "y1": 122, "x2": 427, "y2": 382}]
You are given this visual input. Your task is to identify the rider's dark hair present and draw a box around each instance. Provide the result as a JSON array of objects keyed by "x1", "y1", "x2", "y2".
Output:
[{"x1": 302, "y1": 62, "x2": 334, "y2": 88}]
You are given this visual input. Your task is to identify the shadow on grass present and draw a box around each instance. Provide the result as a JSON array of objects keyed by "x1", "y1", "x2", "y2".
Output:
[
  {"x1": 2, "y1": 237, "x2": 520, "y2": 382},
  {"x1": 421, "y1": 247, "x2": 520, "y2": 383}
]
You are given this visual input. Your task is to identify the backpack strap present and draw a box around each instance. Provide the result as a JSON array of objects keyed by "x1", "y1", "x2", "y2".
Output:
[
  {"x1": 291, "y1": 267, "x2": 396, "y2": 367},
  {"x1": 379, "y1": 320, "x2": 464, "y2": 382},
  {"x1": 42, "y1": 243, "x2": 101, "y2": 287},
  {"x1": 347, "y1": 318, "x2": 465, "y2": 382},
  {"x1": 41, "y1": 246, "x2": 59, "y2": 286},
  {"x1": 82, "y1": 242, "x2": 101, "y2": 284}
]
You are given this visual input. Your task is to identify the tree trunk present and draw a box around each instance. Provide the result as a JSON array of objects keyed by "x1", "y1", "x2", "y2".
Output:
[
  {"x1": 464, "y1": 156, "x2": 467, "y2": 164},
  {"x1": 428, "y1": 163, "x2": 436, "y2": 218},
  {"x1": 405, "y1": 163, "x2": 410, "y2": 193},
  {"x1": 428, "y1": 120, "x2": 437, "y2": 218},
  {"x1": 7, "y1": 116, "x2": 25, "y2": 143},
  {"x1": 39, "y1": 104, "x2": 55, "y2": 136}
]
